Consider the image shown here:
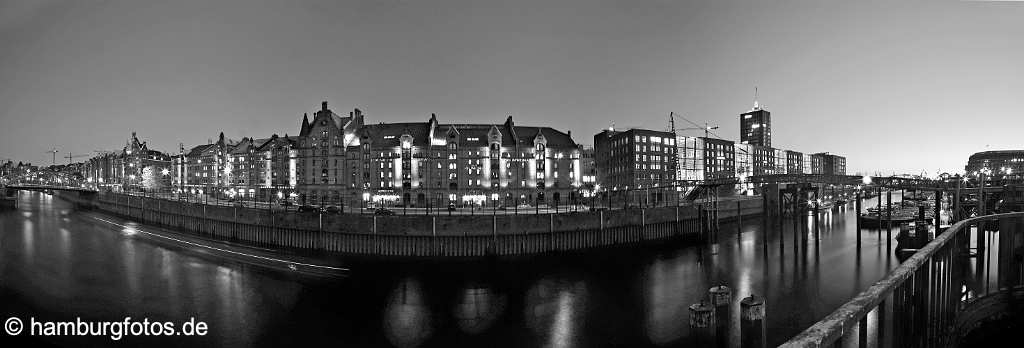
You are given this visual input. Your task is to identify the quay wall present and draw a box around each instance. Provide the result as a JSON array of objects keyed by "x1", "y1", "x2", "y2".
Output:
[{"x1": 53, "y1": 190, "x2": 764, "y2": 258}]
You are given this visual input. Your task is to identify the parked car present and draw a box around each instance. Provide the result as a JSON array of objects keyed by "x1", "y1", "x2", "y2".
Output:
[
  {"x1": 325, "y1": 206, "x2": 341, "y2": 214},
  {"x1": 280, "y1": 200, "x2": 293, "y2": 207},
  {"x1": 589, "y1": 206, "x2": 608, "y2": 212},
  {"x1": 448, "y1": 203, "x2": 457, "y2": 212},
  {"x1": 516, "y1": 204, "x2": 532, "y2": 210},
  {"x1": 374, "y1": 207, "x2": 395, "y2": 216},
  {"x1": 297, "y1": 205, "x2": 317, "y2": 213}
]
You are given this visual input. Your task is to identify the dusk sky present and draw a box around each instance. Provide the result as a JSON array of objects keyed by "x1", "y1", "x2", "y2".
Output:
[{"x1": 1, "y1": 0, "x2": 1022, "y2": 175}]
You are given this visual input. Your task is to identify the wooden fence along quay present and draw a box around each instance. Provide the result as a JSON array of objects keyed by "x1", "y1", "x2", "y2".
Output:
[{"x1": 54, "y1": 191, "x2": 763, "y2": 258}]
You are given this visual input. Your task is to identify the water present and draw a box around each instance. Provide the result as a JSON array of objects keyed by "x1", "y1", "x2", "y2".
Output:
[{"x1": 0, "y1": 191, "x2": 908, "y2": 347}]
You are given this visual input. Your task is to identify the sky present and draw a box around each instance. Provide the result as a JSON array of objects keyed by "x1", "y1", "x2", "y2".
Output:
[{"x1": 1, "y1": 0, "x2": 1022, "y2": 175}]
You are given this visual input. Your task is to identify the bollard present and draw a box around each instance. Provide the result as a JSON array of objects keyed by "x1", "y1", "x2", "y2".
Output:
[
  {"x1": 709, "y1": 286, "x2": 732, "y2": 348},
  {"x1": 740, "y1": 294, "x2": 766, "y2": 348},
  {"x1": 689, "y1": 300, "x2": 716, "y2": 346}
]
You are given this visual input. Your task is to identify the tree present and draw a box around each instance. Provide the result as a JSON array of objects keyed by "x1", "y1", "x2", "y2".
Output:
[{"x1": 141, "y1": 166, "x2": 166, "y2": 190}]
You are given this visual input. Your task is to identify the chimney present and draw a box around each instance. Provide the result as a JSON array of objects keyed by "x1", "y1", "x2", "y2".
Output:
[{"x1": 321, "y1": 101, "x2": 328, "y2": 111}]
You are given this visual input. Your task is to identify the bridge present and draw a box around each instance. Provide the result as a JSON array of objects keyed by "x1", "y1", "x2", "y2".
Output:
[{"x1": 747, "y1": 173, "x2": 962, "y2": 191}]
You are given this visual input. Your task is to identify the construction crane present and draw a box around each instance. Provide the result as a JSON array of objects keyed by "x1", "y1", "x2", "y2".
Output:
[
  {"x1": 669, "y1": 112, "x2": 719, "y2": 139},
  {"x1": 64, "y1": 152, "x2": 88, "y2": 164},
  {"x1": 46, "y1": 148, "x2": 59, "y2": 165}
]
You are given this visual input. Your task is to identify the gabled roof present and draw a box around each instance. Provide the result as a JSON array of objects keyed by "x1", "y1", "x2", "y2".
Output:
[{"x1": 229, "y1": 138, "x2": 271, "y2": 155}]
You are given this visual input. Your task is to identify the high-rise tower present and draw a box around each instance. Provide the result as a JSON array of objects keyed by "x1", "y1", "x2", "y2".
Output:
[{"x1": 739, "y1": 88, "x2": 771, "y2": 147}]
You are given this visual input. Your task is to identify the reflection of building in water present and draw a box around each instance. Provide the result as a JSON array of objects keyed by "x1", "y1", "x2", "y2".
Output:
[
  {"x1": 524, "y1": 277, "x2": 587, "y2": 348},
  {"x1": 383, "y1": 278, "x2": 432, "y2": 348},
  {"x1": 453, "y1": 285, "x2": 506, "y2": 334}
]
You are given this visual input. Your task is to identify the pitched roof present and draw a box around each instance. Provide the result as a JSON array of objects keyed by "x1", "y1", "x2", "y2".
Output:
[
  {"x1": 186, "y1": 144, "x2": 214, "y2": 157},
  {"x1": 358, "y1": 122, "x2": 430, "y2": 147}
]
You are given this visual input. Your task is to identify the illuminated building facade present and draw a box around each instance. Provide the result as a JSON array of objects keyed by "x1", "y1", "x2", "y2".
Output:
[
  {"x1": 594, "y1": 128, "x2": 677, "y2": 190},
  {"x1": 294, "y1": 101, "x2": 582, "y2": 207},
  {"x1": 786, "y1": 150, "x2": 805, "y2": 174},
  {"x1": 740, "y1": 106, "x2": 771, "y2": 147},
  {"x1": 965, "y1": 150, "x2": 1024, "y2": 181},
  {"x1": 85, "y1": 132, "x2": 171, "y2": 190},
  {"x1": 175, "y1": 132, "x2": 236, "y2": 191},
  {"x1": 810, "y1": 152, "x2": 847, "y2": 175}
]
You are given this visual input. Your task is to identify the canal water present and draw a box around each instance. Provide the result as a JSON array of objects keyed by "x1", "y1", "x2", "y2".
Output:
[{"x1": 1, "y1": 191, "x2": 907, "y2": 347}]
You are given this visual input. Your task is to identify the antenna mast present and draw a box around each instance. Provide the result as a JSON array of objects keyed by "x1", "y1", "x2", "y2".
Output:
[
  {"x1": 669, "y1": 112, "x2": 676, "y2": 136},
  {"x1": 753, "y1": 86, "x2": 759, "y2": 110}
]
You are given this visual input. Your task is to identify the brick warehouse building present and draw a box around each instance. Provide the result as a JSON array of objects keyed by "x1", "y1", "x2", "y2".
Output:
[
  {"x1": 294, "y1": 101, "x2": 583, "y2": 208},
  {"x1": 169, "y1": 101, "x2": 584, "y2": 208},
  {"x1": 85, "y1": 132, "x2": 172, "y2": 191}
]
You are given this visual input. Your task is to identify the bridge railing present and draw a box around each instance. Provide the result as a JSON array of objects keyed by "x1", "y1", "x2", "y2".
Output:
[{"x1": 781, "y1": 212, "x2": 1024, "y2": 347}]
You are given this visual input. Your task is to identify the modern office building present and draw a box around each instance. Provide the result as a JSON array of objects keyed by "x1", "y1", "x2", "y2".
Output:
[
  {"x1": 786, "y1": 150, "x2": 805, "y2": 174},
  {"x1": 676, "y1": 135, "x2": 747, "y2": 182},
  {"x1": 594, "y1": 128, "x2": 677, "y2": 189},
  {"x1": 810, "y1": 152, "x2": 847, "y2": 175},
  {"x1": 739, "y1": 104, "x2": 771, "y2": 147}
]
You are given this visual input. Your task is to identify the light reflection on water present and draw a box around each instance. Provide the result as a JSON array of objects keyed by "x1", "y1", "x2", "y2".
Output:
[
  {"x1": 454, "y1": 284, "x2": 505, "y2": 335},
  {"x1": 383, "y1": 278, "x2": 432, "y2": 348},
  {"x1": 0, "y1": 190, "x2": 911, "y2": 347}
]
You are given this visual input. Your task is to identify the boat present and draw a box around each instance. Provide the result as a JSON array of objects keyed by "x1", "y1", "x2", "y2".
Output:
[
  {"x1": 0, "y1": 197, "x2": 15, "y2": 210},
  {"x1": 859, "y1": 212, "x2": 917, "y2": 228},
  {"x1": 896, "y1": 220, "x2": 933, "y2": 260}
]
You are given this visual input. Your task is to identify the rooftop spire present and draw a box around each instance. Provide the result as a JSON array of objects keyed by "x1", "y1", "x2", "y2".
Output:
[{"x1": 753, "y1": 86, "x2": 760, "y2": 111}]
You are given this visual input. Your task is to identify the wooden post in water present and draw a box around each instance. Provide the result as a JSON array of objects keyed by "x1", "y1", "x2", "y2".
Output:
[
  {"x1": 740, "y1": 294, "x2": 766, "y2": 348},
  {"x1": 709, "y1": 286, "x2": 732, "y2": 348},
  {"x1": 760, "y1": 193, "x2": 768, "y2": 246},
  {"x1": 737, "y1": 201, "x2": 742, "y2": 236},
  {"x1": 792, "y1": 191, "x2": 799, "y2": 248},
  {"x1": 855, "y1": 192, "x2": 862, "y2": 249},
  {"x1": 813, "y1": 191, "x2": 820, "y2": 240},
  {"x1": 689, "y1": 301, "x2": 715, "y2": 347},
  {"x1": 876, "y1": 186, "x2": 884, "y2": 240},
  {"x1": 699, "y1": 205, "x2": 706, "y2": 244},
  {"x1": 886, "y1": 190, "x2": 892, "y2": 246}
]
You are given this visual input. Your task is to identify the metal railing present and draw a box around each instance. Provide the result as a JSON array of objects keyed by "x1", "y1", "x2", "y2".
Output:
[{"x1": 781, "y1": 212, "x2": 1024, "y2": 347}]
